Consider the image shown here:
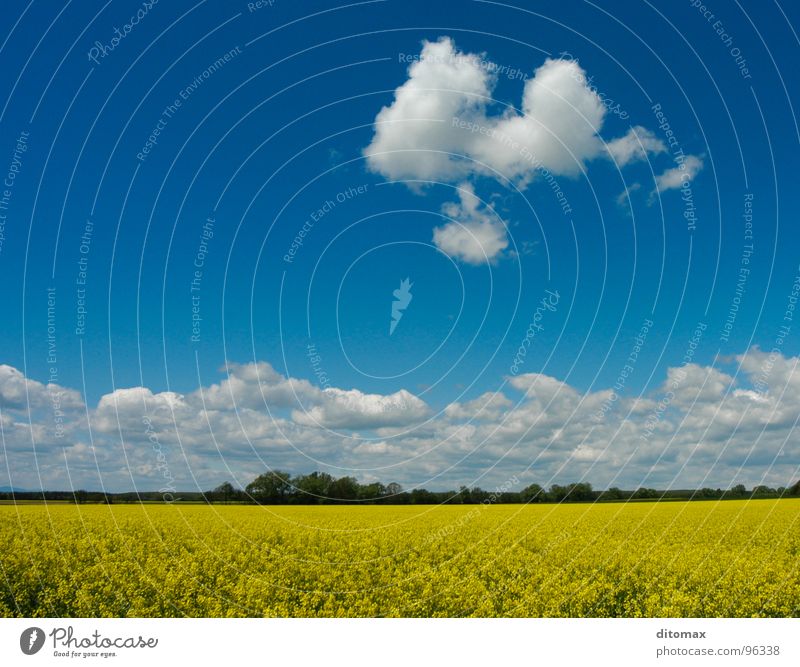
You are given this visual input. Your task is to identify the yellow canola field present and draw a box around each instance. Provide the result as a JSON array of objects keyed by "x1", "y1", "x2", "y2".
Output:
[{"x1": 1, "y1": 500, "x2": 798, "y2": 617}]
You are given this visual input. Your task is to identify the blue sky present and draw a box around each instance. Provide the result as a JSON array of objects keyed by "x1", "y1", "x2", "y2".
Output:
[{"x1": 1, "y1": 0, "x2": 799, "y2": 493}]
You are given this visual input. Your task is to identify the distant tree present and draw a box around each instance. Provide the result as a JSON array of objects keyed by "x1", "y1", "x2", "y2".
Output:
[
  {"x1": 409, "y1": 488, "x2": 436, "y2": 504},
  {"x1": 328, "y1": 476, "x2": 360, "y2": 502},
  {"x1": 567, "y1": 482, "x2": 594, "y2": 501},
  {"x1": 788, "y1": 480, "x2": 800, "y2": 497},
  {"x1": 521, "y1": 483, "x2": 544, "y2": 503},
  {"x1": 546, "y1": 483, "x2": 594, "y2": 502},
  {"x1": 293, "y1": 472, "x2": 334, "y2": 503},
  {"x1": 442, "y1": 488, "x2": 460, "y2": 504},
  {"x1": 246, "y1": 470, "x2": 293, "y2": 503},
  {"x1": 728, "y1": 484, "x2": 747, "y2": 498},
  {"x1": 633, "y1": 487, "x2": 658, "y2": 500},
  {"x1": 751, "y1": 485, "x2": 777, "y2": 498},
  {"x1": 212, "y1": 481, "x2": 236, "y2": 503},
  {"x1": 358, "y1": 482, "x2": 387, "y2": 501},
  {"x1": 455, "y1": 486, "x2": 471, "y2": 504},
  {"x1": 385, "y1": 482, "x2": 403, "y2": 497}
]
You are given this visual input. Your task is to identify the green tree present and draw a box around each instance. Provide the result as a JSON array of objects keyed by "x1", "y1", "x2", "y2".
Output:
[
  {"x1": 358, "y1": 482, "x2": 387, "y2": 501},
  {"x1": 293, "y1": 472, "x2": 334, "y2": 503},
  {"x1": 520, "y1": 483, "x2": 544, "y2": 503},
  {"x1": 212, "y1": 481, "x2": 236, "y2": 503},
  {"x1": 328, "y1": 476, "x2": 360, "y2": 502},
  {"x1": 246, "y1": 470, "x2": 293, "y2": 503},
  {"x1": 566, "y1": 482, "x2": 593, "y2": 501},
  {"x1": 385, "y1": 482, "x2": 403, "y2": 496},
  {"x1": 751, "y1": 485, "x2": 776, "y2": 498},
  {"x1": 729, "y1": 484, "x2": 747, "y2": 498},
  {"x1": 409, "y1": 488, "x2": 436, "y2": 504}
]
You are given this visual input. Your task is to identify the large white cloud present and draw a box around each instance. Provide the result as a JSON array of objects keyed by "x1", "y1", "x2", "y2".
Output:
[
  {"x1": 0, "y1": 364, "x2": 83, "y2": 410},
  {"x1": 444, "y1": 391, "x2": 513, "y2": 421},
  {"x1": 364, "y1": 37, "x2": 493, "y2": 181},
  {"x1": 364, "y1": 37, "x2": 703, "y2": 268},
  {"x1": 197, "y1": 361, "x2": 320, "y2": 411},
  {"x1": 469, "y1": 56, "x2": 606, "y2": 180},
  {"x1": 2, "y1": 347, "x2": 799, "y2": 492},
  {"x1": 364, "y1": 37, "x2": 670, "y2": 186},
  {"x1": 293, "y1": 387, "x2": 430, "y2": 429}
]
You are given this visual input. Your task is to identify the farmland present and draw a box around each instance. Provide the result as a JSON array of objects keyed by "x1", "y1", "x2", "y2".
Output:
[{"x1": 1, "y1": 500, "x2": 798, "y2": 617}]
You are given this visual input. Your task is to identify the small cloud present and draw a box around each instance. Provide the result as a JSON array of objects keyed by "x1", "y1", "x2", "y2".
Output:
[
  {"x1": 328, "y1": 147, "x2": 345, "y2": 166},
  {"x1": 433, "y1": 182, "x2": 509, "y2": 265},
  {"x1": 652, "y1": 154, "x2": 703, "y2": 195},
  {"x1": 616, "y1": 182, "x2": 641, "y2": 207},
  {"x1": 605, "y1": 126, "x2": 666, "y2": 167},
  {"x1": 508, "y1": 239, "x2": 539, "y2": 258}
]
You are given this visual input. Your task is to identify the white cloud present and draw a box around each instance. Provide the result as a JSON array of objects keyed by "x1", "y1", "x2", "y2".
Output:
[
  {"x1": 0, "y1": 364, "x2": 83, "y2": 410},
  {"x1": 605, "y1": 126, "x2": 666, "y2": 166},
  {"x1": 471, "y1": 57, "x2": 606, "y2": 180},
  {"x1": 197, "y1": 361, "x2": 320, "y2": 411},
  {"x1": 293, "y1": 387, "x2": 430, "y2": 429},
  {"x1": 508, "y1": 372, "x2": 577, "y2": 400},
  {"x1": 2, "y1": 346, "x2": 799, "y2": 492},
  {"x1": 93, "y1": 386, "x2": 191, "y2": 434},
  {"x1": 433, "y1": 182, "x2": 509, "y2": 264},
  {"x1": 616, "y1": 182, "x2": 641, "y2": 207},
  {"x1": 193, "y1": 362, "x2": 430, "y2": 431},
  {"x1": 363, "y1": 37, "x2": 492, "y2": 182},
  {"x1": 444, "y1": 391, "x2": 513, "y2": 421},
  {"x1": 653, "y1": 154, "x2": 703, "y2": 193},
  {"x1": 364, "y1": 37, "x2": 672, "y2": 189},
  {"x1": 666, "y1": 363, "x2": 734, "y2": 407},
  {"x1": 738, "y1": 345, "x2": 800, "y2": 395}
]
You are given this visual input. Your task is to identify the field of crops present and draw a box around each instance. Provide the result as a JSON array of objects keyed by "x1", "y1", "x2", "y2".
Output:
[{"x1": 1, "y1": 500, "x2": 798, "y2": 617}]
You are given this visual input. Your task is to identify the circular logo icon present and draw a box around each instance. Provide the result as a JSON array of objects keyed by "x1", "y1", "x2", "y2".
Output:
[{"x1": 20, "y1": 627, "x2": 45, "y2": 655}]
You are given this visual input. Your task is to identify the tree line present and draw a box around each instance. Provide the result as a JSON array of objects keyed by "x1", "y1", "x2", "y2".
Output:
[{"x1": 4, "y1": 472, "x2": 799, "y2": 504}]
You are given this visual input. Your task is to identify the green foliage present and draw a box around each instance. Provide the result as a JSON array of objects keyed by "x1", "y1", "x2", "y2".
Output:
[
  {"x1": 3, "y1": 477, "x2": 799, "y2": 505},
  {"x1": 245, "y1": 470, "x2": 292, "y2": 503}
]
